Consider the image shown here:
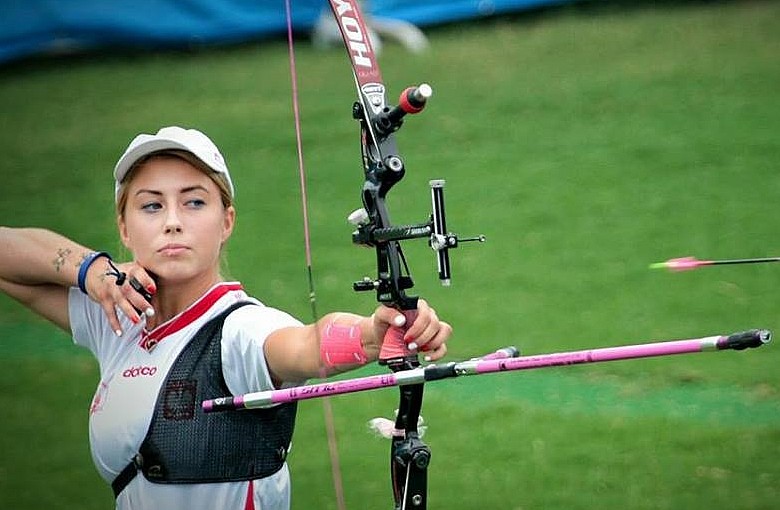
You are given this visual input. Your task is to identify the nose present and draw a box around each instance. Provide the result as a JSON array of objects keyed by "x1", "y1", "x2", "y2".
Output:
[{"x1": 164, "y1": 208, "x2": 183, "y2": 234}]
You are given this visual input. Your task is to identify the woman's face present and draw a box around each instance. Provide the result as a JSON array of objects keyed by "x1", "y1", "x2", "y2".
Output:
[{"x1": 118, "y1": 156, "x2": 235, "y2": 284}]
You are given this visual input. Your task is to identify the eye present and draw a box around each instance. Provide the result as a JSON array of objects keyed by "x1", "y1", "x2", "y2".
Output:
[
  {"x1": 185, "y1": 198, "x2": 206, "y2": 208},
  {"x1": 141, "y1": 202, "x2": 162, "y2": 212}
]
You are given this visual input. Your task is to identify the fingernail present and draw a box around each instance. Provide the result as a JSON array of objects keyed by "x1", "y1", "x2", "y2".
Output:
[
  {"x1": 115, "y1": 329, "x2": 123, "y2": 337},
  {"x1": 145, "y1": 307, "x2": 155, "y2": 317},
  {"x1": 407, "y1": 341, "x2": 418, "y2": 351},
  {"x1": 393, "y1": 315, "x2": 406, "y2": 327},
  {"x1": 147, "y1": 285, "x2": 156, "y2": 294},
  {"x1": 424, "y1": 355, "x2": 432, "y2": 362},
  {"x1": 131, "y1": 315, "x2": 140, "y2": 325}
]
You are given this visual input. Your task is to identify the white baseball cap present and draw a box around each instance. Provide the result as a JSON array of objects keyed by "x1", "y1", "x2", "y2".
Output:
[{"x1": 114, "y1": 126, "x2": 235, "y2": 200}]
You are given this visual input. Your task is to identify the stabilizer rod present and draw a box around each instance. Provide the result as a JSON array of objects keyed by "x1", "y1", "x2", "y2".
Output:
[{"x1": 203, "y1": 329, "x2": 770, "y2": 412}]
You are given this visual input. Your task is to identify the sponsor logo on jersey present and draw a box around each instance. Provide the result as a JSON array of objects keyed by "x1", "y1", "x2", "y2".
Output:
[{"x1": 122, "y1": 365, "x2": 158, "y2": 377}]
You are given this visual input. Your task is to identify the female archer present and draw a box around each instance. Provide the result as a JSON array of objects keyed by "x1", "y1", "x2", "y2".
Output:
[{"x1": 0, "y1": 126, "x2": 452, "y2": 510}]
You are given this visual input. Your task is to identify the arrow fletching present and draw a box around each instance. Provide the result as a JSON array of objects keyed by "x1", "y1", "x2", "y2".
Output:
[{"x1": 649, "y1": 256, "x2": 710, "y2": 272}]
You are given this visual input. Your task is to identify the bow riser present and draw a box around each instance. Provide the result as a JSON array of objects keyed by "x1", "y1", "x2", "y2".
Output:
[
  {"x1": 325, "y1": 2, "x2": 485, "y2": 507},
  {"x1": 327, "y1": 3, "x2": 431, "y2": 508}
]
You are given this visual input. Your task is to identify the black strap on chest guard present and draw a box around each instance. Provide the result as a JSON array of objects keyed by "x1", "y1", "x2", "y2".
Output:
[{"x1": 112, "y1": 301, "x2": 298, "y2": 497}]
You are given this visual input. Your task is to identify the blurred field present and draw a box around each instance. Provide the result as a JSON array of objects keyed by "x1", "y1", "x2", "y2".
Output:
[{"x1": 1, "y1": 1, "x2": 778, "y2": 508}]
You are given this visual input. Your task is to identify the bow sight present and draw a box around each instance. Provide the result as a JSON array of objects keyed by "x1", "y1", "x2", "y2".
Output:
[{"x1": 347, "y1": 84, "x2": 485, "y2": 308}]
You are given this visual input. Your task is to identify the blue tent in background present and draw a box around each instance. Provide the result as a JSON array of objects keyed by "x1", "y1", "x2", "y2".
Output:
[{"x1": 1, "y1": 0, "x2": 574, "y2": 65}]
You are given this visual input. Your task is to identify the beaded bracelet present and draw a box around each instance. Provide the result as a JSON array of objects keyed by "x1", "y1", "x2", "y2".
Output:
[{"x1": 77, "y1": 251, "x2": 111, "y2": 294}]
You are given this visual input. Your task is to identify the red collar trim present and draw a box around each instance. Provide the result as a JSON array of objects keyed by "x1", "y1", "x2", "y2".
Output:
[{"x1": 139, "y1": 282, "x2": 243, "y2": 351}]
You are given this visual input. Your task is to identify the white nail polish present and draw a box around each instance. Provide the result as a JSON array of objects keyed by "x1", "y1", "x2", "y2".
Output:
[
  {"x1": 115, "y1": 329, "x2": 123, "y2": 337},
  {"x1": 145, "y1": 307, "x2": 155, "y2": 317},
  {"x1": 408, "y1": 342, "x2": 418, "y2": 351},
  {"x1": 424, "y1": 355, "x2": 432, "y2": 362},
  {"x1": 394, "y1": 315, "x2": 406, "y2": 327}
]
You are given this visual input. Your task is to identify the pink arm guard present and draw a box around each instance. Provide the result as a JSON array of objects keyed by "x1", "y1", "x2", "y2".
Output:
[{"x1": 320, "y1": 321, "x2": 368, "y2": 367}]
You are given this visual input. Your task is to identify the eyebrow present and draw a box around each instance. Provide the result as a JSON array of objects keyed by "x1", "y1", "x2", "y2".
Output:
[
  {"x1": 180, "y1": 185, "x2": 210, "y2": 195},
  {"x1": 134, "y1": 185, "x2": 211, "y2": 197}
]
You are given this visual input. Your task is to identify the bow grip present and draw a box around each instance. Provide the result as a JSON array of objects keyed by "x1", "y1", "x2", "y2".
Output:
[{"x1": 379, "y1": 308, "x2": 420, "y2": 363}]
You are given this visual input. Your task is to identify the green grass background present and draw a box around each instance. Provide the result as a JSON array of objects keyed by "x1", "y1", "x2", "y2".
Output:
[{"x1": 1, "y1": 1, "x2": 779, "y2": 508}]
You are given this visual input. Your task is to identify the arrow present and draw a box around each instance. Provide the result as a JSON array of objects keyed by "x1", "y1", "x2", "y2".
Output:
[{"x1": 649, "y1": 256, "x2": 780, "y2": 272}]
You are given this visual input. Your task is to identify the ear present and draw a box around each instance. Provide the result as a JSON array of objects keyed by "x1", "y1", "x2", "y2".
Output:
[
  {"x1": 221, "y1": 205, "x2": 236, "y2": 243},
  {"x1": 118, "y1": 214, "x2": 131, "y2": 249}
]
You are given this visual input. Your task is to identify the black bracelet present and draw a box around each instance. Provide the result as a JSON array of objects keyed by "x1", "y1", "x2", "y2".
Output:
[{"x1": 77, "y1": 251, "x2": 111, "y2": 294}]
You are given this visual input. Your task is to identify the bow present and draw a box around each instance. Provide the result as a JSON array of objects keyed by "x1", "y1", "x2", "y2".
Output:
[{"x1": 323, "y1": 2, "x2": 483, "y2": 508}]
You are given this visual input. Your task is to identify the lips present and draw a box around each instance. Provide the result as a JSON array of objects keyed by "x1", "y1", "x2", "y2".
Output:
[{"x1": 158, "y1": 244, "x2": 189, "y2": 256}]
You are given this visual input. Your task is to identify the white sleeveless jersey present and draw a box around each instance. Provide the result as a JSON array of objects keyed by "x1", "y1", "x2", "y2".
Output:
[{"x1": 68, "y1": 282, "x2": 303, "y2": 510}]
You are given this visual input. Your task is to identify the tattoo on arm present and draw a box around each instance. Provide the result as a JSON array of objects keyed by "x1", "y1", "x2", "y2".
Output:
[{"x1": 52, "y1": 248, "x2": 73, "y2": 273}]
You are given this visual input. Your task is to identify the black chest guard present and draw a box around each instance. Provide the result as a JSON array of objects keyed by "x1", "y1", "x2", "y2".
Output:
[{"x1": 112, "y1": 301, "x2": 298, "y2": 497}]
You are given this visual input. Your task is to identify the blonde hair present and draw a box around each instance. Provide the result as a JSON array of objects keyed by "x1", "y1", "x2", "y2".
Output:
[{"x1": 115, "y1": 149, "x2": 234, "y2": 217}]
